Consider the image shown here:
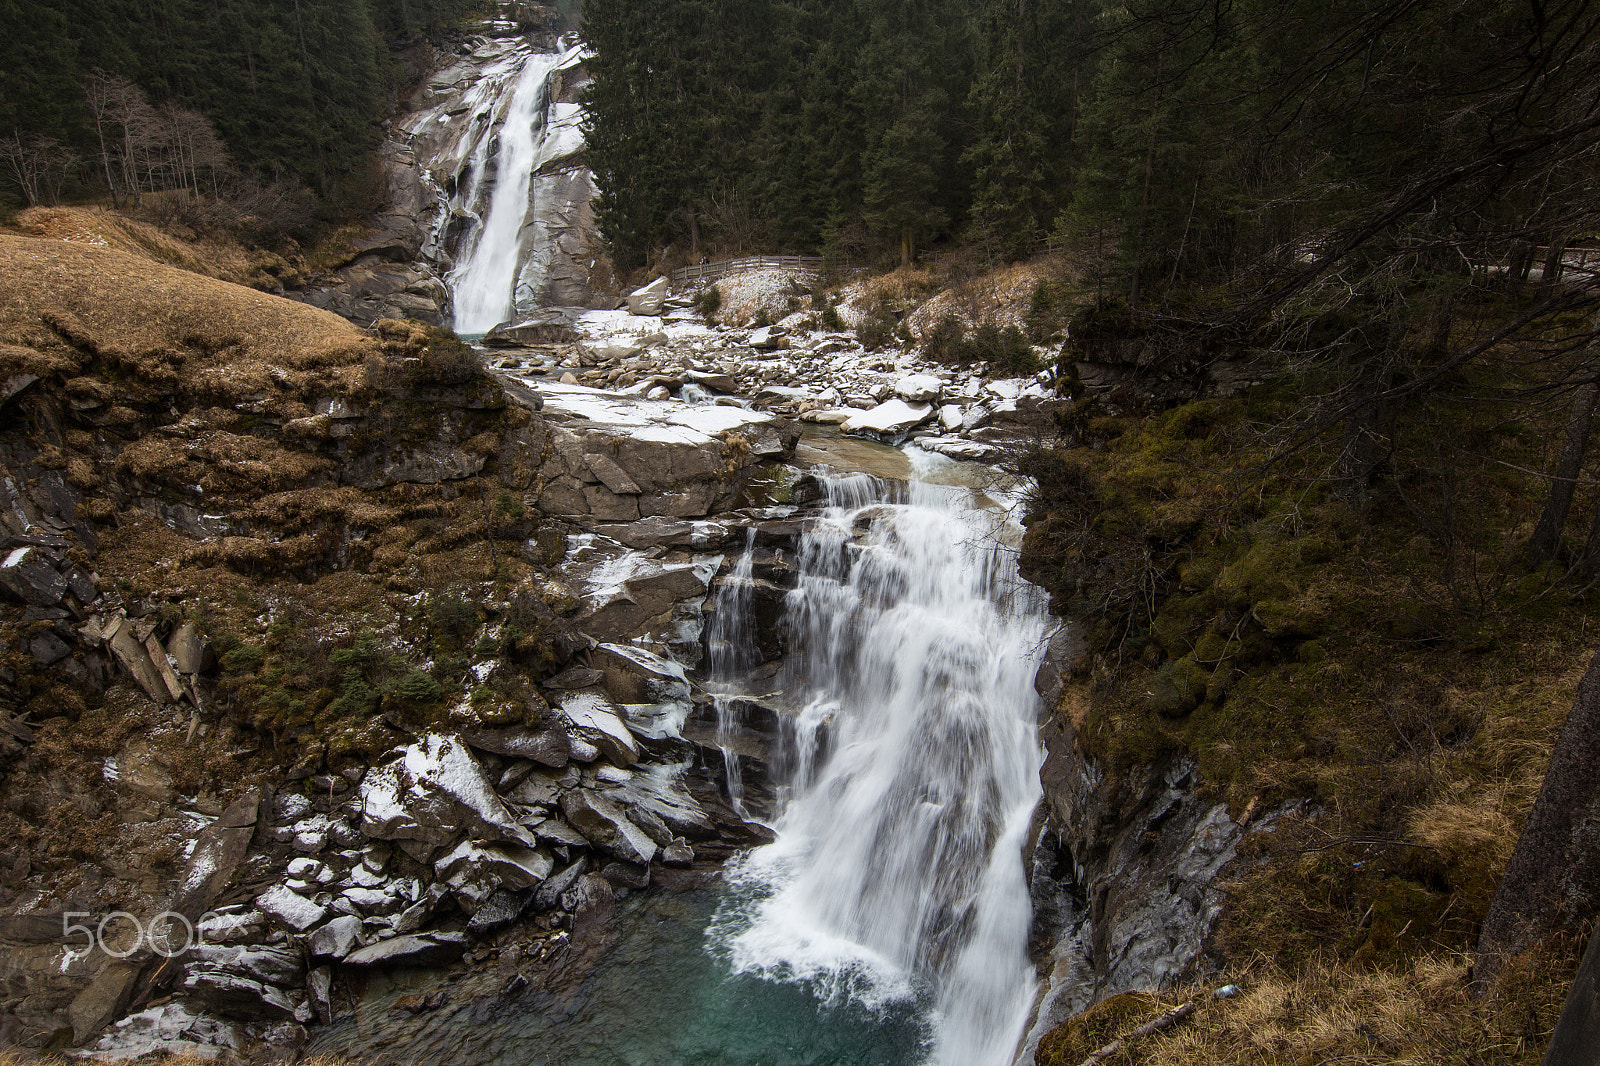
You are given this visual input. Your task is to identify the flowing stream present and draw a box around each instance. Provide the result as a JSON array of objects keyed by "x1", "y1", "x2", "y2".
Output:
[
  {"x1": 406, "y1": 32, "x2": 1050, "y2": 1062},
  {"x1": 304, "y1": 450, "x2": 1049, "y2": 1065}
]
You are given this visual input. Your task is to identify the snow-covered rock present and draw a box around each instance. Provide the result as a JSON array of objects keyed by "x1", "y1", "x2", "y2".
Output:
[
  {"x1": 560, "y1": 790, "x2": 658, "y2": 865},
  {"x1": 255, "y1": 886, "x2": 326, "y2": 932},
  {"x1": 558, "y1": 692, "x2": 641, "y2": 766},
  {"x1": 626, "y1": 276, "x2": 669, "y2": 316},
  {"x1": 841, "y1": 399, "x2": 937, "y2": 438},
  {"x1": 360, "y1": 733, "x2": 537, "y2": 848},
  {"x1": 895, "y1": 374, "x2": 943, "y2": 403}
]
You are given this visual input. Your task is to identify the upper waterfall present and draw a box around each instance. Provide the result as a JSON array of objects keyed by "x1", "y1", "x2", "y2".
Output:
[{"x1": 397, "y1": 37, "x2": 598, "y2": 331}]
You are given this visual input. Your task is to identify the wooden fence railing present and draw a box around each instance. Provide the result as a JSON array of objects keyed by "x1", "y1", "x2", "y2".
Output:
[{"x1": 671, "y1": 255, "x2": 825, "y2": 288}]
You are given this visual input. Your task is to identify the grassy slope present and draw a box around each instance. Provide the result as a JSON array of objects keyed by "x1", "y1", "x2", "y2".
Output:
[{"x1": 1022, "y1": 295, "x2": 1600, "y2": 1062}]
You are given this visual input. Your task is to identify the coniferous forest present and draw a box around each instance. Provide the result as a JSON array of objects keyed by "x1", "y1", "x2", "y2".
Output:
[{"x1": 584, "y1": 0, "x2": 1600, "y2": 321}]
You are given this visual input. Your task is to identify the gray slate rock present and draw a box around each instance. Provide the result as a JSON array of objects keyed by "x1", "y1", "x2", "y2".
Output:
[
  {"x1": 343, "y1": 931, "x2": 468, "y2": 968},
  {"x1": 0, "y1": 546, "x2": 67, "y2": 606},
  {"x1": 561, "y1": 790, "x2": 658, "y2": 865},
  {"x1": 308, "y1": 914, "x2": 363, "y2": 960}
]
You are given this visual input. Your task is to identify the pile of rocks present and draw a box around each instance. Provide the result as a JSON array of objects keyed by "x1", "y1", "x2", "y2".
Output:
[{"x1": 483, "y1": 291, "x2": 1068, "y2": 471}]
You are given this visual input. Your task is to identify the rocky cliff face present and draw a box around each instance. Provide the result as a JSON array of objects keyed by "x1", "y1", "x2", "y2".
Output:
[
  {"x1": 0, "y1": 234, "x2": 790, "y2": 1058},
  {"x1": 1017, "y1": 636, "x2": 1267, "y2": 1063}
]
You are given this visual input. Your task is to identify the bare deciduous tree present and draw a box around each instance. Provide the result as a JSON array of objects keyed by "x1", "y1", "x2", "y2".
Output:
[{"x1": 0, "y1": 133, "x2": 79, "y2": 206}]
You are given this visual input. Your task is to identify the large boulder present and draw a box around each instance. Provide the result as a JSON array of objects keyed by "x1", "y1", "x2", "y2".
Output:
[
  {"x1": 894, "y1": 374, "x2": 943, "y2": 403},
  {"x1": 841, "y1": 398, "x2": 936, "y2": 439},
  {"x1": 360, "y1": 733, "x2": 537, "y2": 848},
  {"x1": 0, "y1": 544, "x2": 68, "y2": 606},
  {"x1": 560, "y1": 790, "x2": 658, "y2": 865},
  {"x1": 342, "y1": 931, "x2": 468, "y2": 968},
  {"x1": 558, "y1": 692, "x2": 641, "y2": 766},
  {"x1": 433, "y1": 839, "x2": 554, "y2": 912},
  {"x1": 460, "y1": 725, "x2": 571, "y2": 768},
  {"x1": 592, "y1": 643, "x2": 693, "y2": 740},
  {"x1": 626, "y1": 276, "x2": 669, "y2": 316}
]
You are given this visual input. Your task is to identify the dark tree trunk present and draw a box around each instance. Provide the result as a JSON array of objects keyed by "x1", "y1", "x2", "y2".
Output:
[
  {"x1": 1528, "y1": 379, "x2": 1600, "y2": 567},
  {"x1": 1542, "y1": 920, "x2": 1600, "y2": 1066},
  {"x1": 1475, "y1": 647, "x2": 1600, "y2": 992}
]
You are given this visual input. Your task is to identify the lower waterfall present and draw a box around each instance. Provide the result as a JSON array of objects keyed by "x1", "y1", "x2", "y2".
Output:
[
  {"x1": 712, "y1": 469, "x2": 1048, "y2": 1066},
  {"x1": 300, "y1": 455, "x2": 1049, "y2": 1066}
]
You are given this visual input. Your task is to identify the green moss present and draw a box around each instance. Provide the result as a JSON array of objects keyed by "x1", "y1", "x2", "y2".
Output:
[
  {"x1": 220, "y1": 641, "x2": 264, "y2": 673},
  {"x1": 1254, "y1": 597, "x2": 1325, "y2": 640},
  {"x1": 1147, "y1": 655, "x2": 1209, "y2": 717}
]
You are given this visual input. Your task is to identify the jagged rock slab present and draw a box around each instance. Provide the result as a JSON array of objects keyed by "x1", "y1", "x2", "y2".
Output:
[
  {"x1": 360, "y1": 733, "x2": 538, "y2": 848},
  {"x1": 460, "y1": 725, "x2": 570, "y2": 768},
  {"x1": 308, "y1": 914, "x2": 363, "y2": 960},
  {"x1": 841, "y1": 398, "x2": 936, "y2": 438},
  {"x1": 342, "y1": 931, "x2": 468, "y2": 968},
  {"x1": 0, "y1": 545, "x2": 67, "y2": 606},
  {"x1": 625, "y1": 277, "x2": 669, "y2": 316},
  {"x1": 560, "y1": 790, "x2": 658, "y2": 865},
  {"x1": 255, "y1": 885, "x2": 327, "y2": 932},
  {"x1": 557, "y1": 692, "x2": 641, "y2": 766}
]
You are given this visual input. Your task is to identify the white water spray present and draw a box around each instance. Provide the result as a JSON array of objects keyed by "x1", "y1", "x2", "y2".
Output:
[{"x1": 714, "y1": 471, "x2": 1047, "y2": 1066}]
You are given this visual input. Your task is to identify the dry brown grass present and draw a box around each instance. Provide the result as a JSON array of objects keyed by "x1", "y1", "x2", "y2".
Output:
[
  {"x1": 904, "y1": 257, "x2": 1068, "y2": 338},
  {"x1": 1037, "y1": 945, "x2": 1579, "y2": 1066},
  {"x1": 7, "y1": 205, "x2": 296, "y2": 289},
  {"x1": 0, "y1": 234, "x2": 374, "y2": 407}
]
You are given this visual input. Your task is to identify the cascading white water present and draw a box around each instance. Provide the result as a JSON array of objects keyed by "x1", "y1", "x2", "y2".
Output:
[
  {"x1": 707, "y1": 529, "x2": 759, "y2": 819},
  {"x1": 713, "y1": 470, "x2": 1047, "y2": 1066},
  {"x1": 446, "y1": 46, "x2": 575, "y2": 333}
]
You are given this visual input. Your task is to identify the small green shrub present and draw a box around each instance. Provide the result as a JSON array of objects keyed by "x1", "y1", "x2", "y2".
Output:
[
  {"x1": 922, "y1": 314, "x2": 965, "y2": 362},
  {"x1": 697, "y1": 286, "x2": 722, "y2": 322},
  {"x1": 388, "y1": 670, "x2": 443, "y2": 704},
  {"x1": 428, "y1": 593, "x2": 479, "y2": 642},
  {"x1": 220, "y1": 641, "x2": 264, "y2": 674}
]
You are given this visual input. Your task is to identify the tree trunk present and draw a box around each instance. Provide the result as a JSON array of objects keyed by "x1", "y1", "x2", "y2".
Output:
[
  {"x1": 1474, "y1": 646, "x2": 1600, "y2": 992},
  {"x1": 1528, "y1": 378, "x2": 1600, "y2": 567},
  {"x1": 1541, "y1": 920, "x2": 1600, "y2": 1066},
  {"x1": 1544, "y1": 239, "x2": 1569, "y2": 289}
]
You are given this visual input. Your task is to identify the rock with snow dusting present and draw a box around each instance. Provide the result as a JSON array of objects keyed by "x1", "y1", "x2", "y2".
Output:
[
  {"x1": 841, "y1": 398, "x2": 937, "y2": 439},
  {"x1": 895, "y1": 374, "x2": 943, "y2": 403},
  {"x1": 308, "y1": 914, "x2": 363, "y2": 960},
  {"x1": 460, "y1": 724, "x2": 570, "y2": 767},
  {"x1": 560, "y1": 790, "x2": 658, "y2": 865},
  {"x1": 360, "y1": 733, "x2": 538, "y2": 848},
  {"x1": 918, "y1": 437, "x2": 1004, "y2": 463},
  {"x1": 255, "y1": 885, "x2": 327, "y2": 932},
  {"x1": 558, "y1": 692, "x2": 641, "y2": 766},
  {"x1": 939, "y1": 404, "x2": 965, "y2": 433},
  {"x1": 182, "y1": 945, "x2": 302, "y2": 988},
  {"x1": 625, "y1": 277, "x2": 669, "y2": 316},
  {"x1": 747, "y1": 327, "x2": 788, "y2": 350},
  {"x1": 180, "y1": 972, "x2": 298, "y2": 1022},
  {"x1": 433, "y1": 839, "x2": 554, "y2": 912},
  {"x1": 0, "y1": 545, "x2": 68, "y2": 606}
]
